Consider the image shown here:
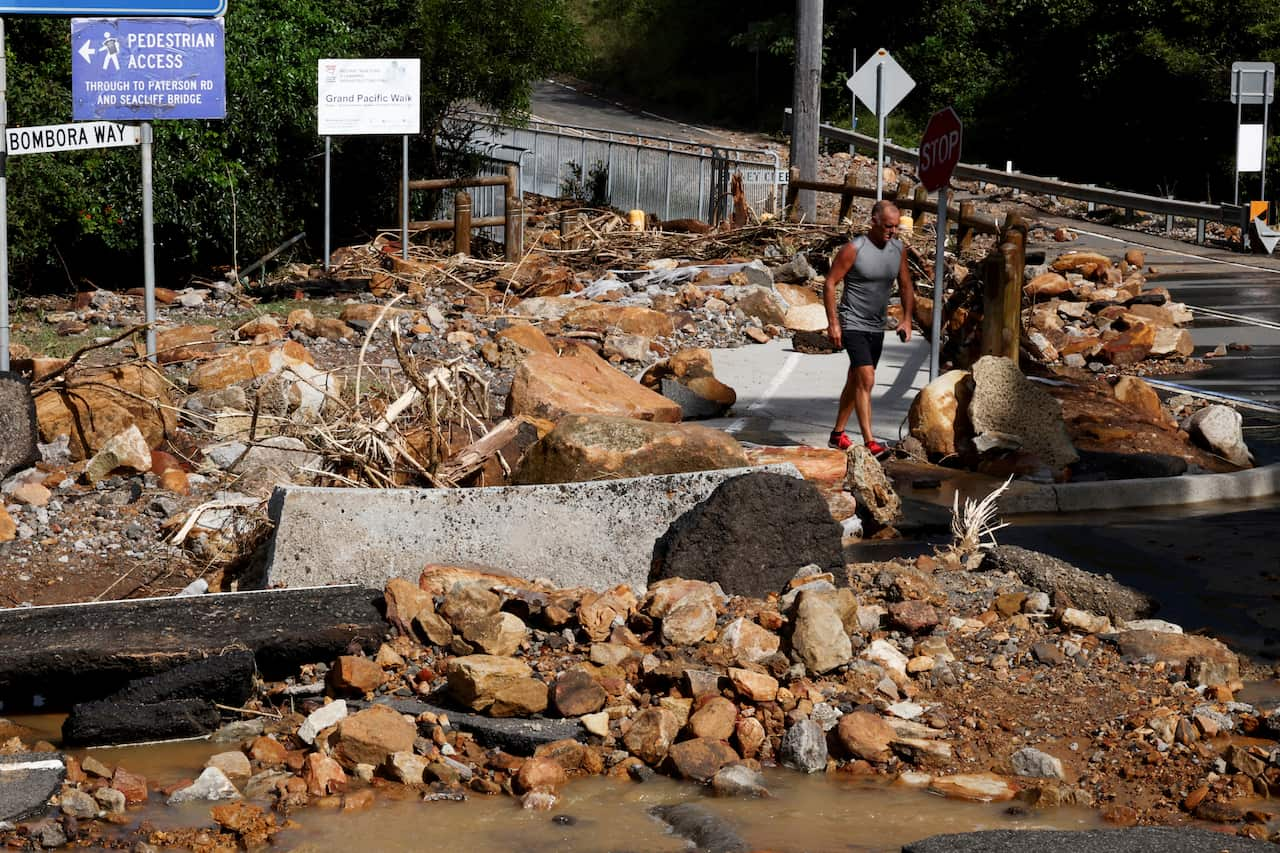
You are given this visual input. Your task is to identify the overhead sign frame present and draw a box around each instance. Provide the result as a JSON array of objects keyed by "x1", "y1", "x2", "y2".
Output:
[{"x1": 0, "y1": 0, "x2": 227, "y2": 16}]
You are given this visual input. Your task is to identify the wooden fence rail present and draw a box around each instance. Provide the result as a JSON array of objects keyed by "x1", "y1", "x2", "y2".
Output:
[{"x1": 404, "y1": 165, "x2": 523, "y2": 260}]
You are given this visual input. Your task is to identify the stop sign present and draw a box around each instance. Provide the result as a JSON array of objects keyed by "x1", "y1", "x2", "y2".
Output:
[{"x1": 918, "y1": 107, "x2": 963, "y2": 191}]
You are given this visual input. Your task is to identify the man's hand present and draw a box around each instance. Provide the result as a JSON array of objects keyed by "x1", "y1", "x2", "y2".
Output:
[
  {"x1": 895, "y1": 320, "x2": 912, "y2": 343},
  {"x1": 828, "y1": 320, "x2": 842, "y2": 348}
]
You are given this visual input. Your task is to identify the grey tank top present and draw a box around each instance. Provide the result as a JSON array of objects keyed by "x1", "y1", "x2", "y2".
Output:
[{"x1": 838, "y1": 234, "x2": 904, "y2": 332}]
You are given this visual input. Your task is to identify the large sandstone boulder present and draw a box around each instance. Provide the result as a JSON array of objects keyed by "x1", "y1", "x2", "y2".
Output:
[
  {"x1": 447, "y1": 655, "x2": 548, "y2": 717},
  {"x1": 1115, "y1": 630, "x2": 1238, "y2": 688},
  {"x1": 332, "y1": 704, "x2": 416, "y2": 769},
  {"x1": 562, "y1": 304, "x2": 675, "y2": 338},
  {"x1": 908, "y1": 370, "x2": 975, "y2": 460},
  {"x1": 35, "y1": 364, "x2": 176, "y2": 460},
  {"x1": 506, "y1": 341, "x2": 681, "y2": 423},
  {"x1": 783, "y1": 303, "x2": 828, "y2": 332},
  {"x1": 512, "y1": 414, "x2": 747, "y2": 484},
  {"x1": 651, "y1": 471, "x2": 843, "y2": 598},
  {"x1": 639, "y1": 348, "x2": 737, "y2": 420},
  {"x1": 733, "y1": 285, "x2": 788, "y2": 326},
  {"x1": 969, "y1": 356, "x2": 1078, "y2": 474}
]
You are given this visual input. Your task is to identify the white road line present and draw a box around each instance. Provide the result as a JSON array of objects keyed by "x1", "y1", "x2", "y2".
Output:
[
  {"x1": 726, "y1": 352, "x2": 801, "y2": 434},
  {"x1": 1063, "y1": 226, "x2": 1279, "y2": 274},
  {"x1": 0, "y1": 759, "x2": 64, "y2": 773}
]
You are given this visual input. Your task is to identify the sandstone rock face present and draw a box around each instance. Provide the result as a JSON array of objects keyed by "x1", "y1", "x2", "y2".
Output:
[
  {"x1": 506, "y1": 342, "x2": 682, "y2": 423},
  {"x1": 1115, "y1": 630, "x2": 1239, "y2": 688},
  {"x1": 82, "y1": 424, "x2": 152, "y2": 483},
  {"x1": 667, "y1": 738, "x2": 739, "y2": 782},
  {"x1": 908, "y1": 370, "x2": 975, "y2": 460},
  {"x1": 447, "y1": 655, "x2": 548, "y2": 716},
  {"x1": 969, "y1": 356, "x2": 1078, "y2": 473},
  {"x1": 651, "y1": 472, "x2": 844, "y2": 599},
  {"x1": 844, "y1": 445, "x2": 902, "y2": 530},
  {"x1": 640, "y1": 348, "x2": 737, "y2": 420},
  {"x1": 837, "y1": 711, "x2": 895, "y2": 761},
  {"x1": 792, "y1": 592, "x2": 852, "y2": 675},
  {"x1": 1186, "y1": 405, "x2": 1251, "y2": 467},
  {"x1": 623, "y1": 708, "x2": 680, "y2": 764},
  {"x1": 562, "y1": 304, "x2": 675, "y2": 338},
  {"x1": 513, "y1": 414, "x2": 747, "y2": 485},
  {"x1": 333, "y1": 705, "x2": 416, "y2": 768},
  {"x1": 152, "y1": 325, "x2": 220, "y2": 363},
  {"x1": 188, "y1": 341, "x2": 315, "y2": 391},
  {"x1": 928, "y1": 772, "x2": 1017, "y2": 802},
  {"x1": 35, "y1": 364, "x2": 175, "y2": 459},
  {"x1": 552, "y1": 669, "x2": 607, "y2": 717},
  {"x1": 1024, "y1": 272, "x2": 1071, "y2": 298}
]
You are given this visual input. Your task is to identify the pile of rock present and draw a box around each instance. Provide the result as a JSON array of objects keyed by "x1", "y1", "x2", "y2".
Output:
[{"x1": 1022, "y1": 249, "x2": 1196, "y2": 370}]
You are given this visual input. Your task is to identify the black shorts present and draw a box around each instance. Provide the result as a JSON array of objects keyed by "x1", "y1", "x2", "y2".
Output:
[{"x1": 842, "y1": 329, "x2": 884, "y2": 368}]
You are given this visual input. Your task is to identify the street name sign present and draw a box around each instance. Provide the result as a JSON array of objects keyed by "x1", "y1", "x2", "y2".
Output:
[
  {"x1": 0, "y1": 0, "x2": 227, "y2": 15},
  {"x1": 71, "y1": 16, "x2": 225, "y2": 120},
  {"x1": 317, "y1": 59, "x2": 421, "y2": 136},
  {"x1": 6, "y1": 121, "x2": 140, "y2": 155},
  {"x1": 918, "y1": 107, "x2": 963, "y2": 191}
]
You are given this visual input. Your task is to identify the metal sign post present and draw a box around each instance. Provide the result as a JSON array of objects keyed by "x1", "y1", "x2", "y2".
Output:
[
  {"x1": 1231, "y1": 61, "x2": 1275, "y2": 207},
  {"x1": 918, "y1": 107, "x2": 963, "y2": 381},
  {"x1": 317, "y1": 58, "x2": 421, "y2": 266},
  {"x1": 847, "y1": 48, "x2": 914, "y2": 201},
  {"x1": 1, "y1": 17, "x2": 8, "y2": 372}
]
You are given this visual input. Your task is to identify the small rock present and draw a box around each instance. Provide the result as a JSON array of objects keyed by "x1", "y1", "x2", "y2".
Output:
[
  {"x1": 205, "y1": 750, "x2": 252, "y2": 780},
  {"x1": 167, "y1": 767, "x2": 241, "y2": 804},
  {"x1": 1010, "y1": 747, "x2": 1065, "y2": 780},
  {"x1": 711, "y1": 763, "x2": 770, "y2": 798},
  {"x1": 298, "y1": 699, "x2": 348, "y2": 744},
  {"x1": 780, "y1": 718, "x2": 827, "y2": 773}
]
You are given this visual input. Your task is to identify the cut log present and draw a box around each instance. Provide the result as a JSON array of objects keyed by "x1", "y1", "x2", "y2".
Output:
[{"x1": 0, "y1": 586, "x2": 385, "y2": 711}]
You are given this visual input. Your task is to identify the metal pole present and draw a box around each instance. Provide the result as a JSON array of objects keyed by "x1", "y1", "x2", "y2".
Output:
[
  {"x1": 664, "y1": 142, "x2": 672, "y2": 220},
  {"x1": 849, "y1": 49, "x2": 856, "y2": 155},
  {"x1": 875, "y1": 62, "x2": 885, "y2": 200},
  {"x1": 0, "y1": 18, "x2": 9, "y2": 373},
  {"x1": 401, "y1": 135, "x2": 409, "y2": 261},
  {"x1": 930, "y1": 186, "x2": 946, "y2": 380},
  {"x1": 1235, "y1": 68, "x2": 1243, "y2": 206},
  {"x1": 323, "y1": 136, "x2": 331, "y2": 271},
  {"x1": 633, "y1": 144, "x2": 641, "y2": 211},
  {"x1": 1262, "y1": 69, "x2": 1271, "y2": 202},
  {"x1": 141, "y1": 121, "x2": 156, "y2": 363}
]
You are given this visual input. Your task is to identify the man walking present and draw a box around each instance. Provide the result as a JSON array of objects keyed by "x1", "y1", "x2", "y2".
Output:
[{"x1": 824, "y1": 200, "x2": 916, "y2": 455}]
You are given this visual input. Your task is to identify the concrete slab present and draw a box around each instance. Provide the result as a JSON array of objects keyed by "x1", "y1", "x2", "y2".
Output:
[
  {"x1": 996, "y1": 462, "x2": 1280, "y2": 514},
  {"x1": 0, "y1": 753, "x2": 65, "y2": 822},
  {"x1": 0, "y1": 372, "x2": 39, "y2": 478},
  {"x1": 264, "y1": 464, "x2": 802, "y2": 593}
]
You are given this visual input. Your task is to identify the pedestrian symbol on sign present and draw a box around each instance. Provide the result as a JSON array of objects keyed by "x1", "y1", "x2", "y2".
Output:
[{"x1": 101, "y1": 32, "x2": 119, "y2": 70}]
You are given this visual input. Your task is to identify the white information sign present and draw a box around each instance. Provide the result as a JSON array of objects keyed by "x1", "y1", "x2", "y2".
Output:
[
  {"x1": 847, "y1": 49, "x2": 915, "y2": 117},
  {"x1": 1238, "y1": 123, "x2": 1266, "y2": 172},
  {"x1": 6, "y1": 121, "x2": 140, "y2": 155},
  {"x1": 317, "y1": 58, "x2": 420, "y2": 136}
]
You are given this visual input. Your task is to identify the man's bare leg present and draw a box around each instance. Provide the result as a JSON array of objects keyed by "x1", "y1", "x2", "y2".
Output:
[
  {"x1": 833, "y1": 367, "x2": 858, "y2": 434},
  {"x1": 853, "y1": 365, "x2": 876, "y2": 444}
]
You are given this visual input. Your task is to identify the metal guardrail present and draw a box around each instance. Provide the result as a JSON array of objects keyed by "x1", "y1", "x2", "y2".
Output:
[{"x1": 801, "y1": 114, "x2": 1248, "y2": 244}]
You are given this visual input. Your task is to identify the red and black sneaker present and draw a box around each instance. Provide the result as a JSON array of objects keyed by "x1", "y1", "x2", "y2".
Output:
[
  {"x1": 864, "y1": 439, "x2": 890, "y2": 457},
  {"x1": 827, "y1": 430, "x2": 854, "y2": 451}
]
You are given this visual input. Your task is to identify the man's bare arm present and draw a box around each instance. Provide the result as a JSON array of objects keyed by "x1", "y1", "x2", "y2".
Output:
[
  {"x1": 896, "y1": 249, "x2": 915, "y2": 342},
  {"x1": 824, "y1": 243, "x2": 857, "y2": 348}
]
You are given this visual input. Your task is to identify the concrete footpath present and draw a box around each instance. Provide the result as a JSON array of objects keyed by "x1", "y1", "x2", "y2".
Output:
[{"x1": 701, "y1": 338, "x2": 1280, "y2": 511}]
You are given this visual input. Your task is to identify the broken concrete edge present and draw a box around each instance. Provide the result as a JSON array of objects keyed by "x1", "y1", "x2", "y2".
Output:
[
  {"x1": 0, "y1": 753, "x2": 66, "y2": 824},
  {"x1": 0, "y1": 371, "x2": 40, "y2": 479},
  {"x1": 996, "y1": 461, "x2": 1280, "y2": 514},
  {"x1": 0, "y1": 585, "x2": 385, "y2": 710},
  {"x1": 263, "y1": 464, "x2": 804, "y2": 594}
]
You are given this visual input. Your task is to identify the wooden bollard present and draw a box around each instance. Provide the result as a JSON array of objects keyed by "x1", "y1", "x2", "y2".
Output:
[
  {"x1": 785, "y1": 166, "x2": 802, "y2": 222},
  {"x1": 837, "y1": 170, "x2": 859, "y2": 223},
  {"x1": 453, "y1": 191, "x2": 472, "y2": 256},
  {"x1": 504, "y1": 165, "x2": 522, "y2": 261},
  {"x1": 958, "y1": 201, "x2": 977, "y2": 253}
]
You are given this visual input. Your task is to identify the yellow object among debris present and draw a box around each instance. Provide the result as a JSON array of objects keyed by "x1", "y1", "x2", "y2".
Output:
[{"x1": 628, "y1": 209, "x2": 646, "y2": 231}]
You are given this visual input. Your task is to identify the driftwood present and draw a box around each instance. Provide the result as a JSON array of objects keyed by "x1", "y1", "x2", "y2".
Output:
[{"x1": 436, "y1": 418, "x2": 521, "y2": 485}]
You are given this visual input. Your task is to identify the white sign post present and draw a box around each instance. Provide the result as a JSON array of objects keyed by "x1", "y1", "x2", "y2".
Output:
[
  {"x1": 317, "y1": 58, "x2": 421, "y2": 264},
  {"x1": 848, "y1": 49, "x2": 915, "y2": 200}
]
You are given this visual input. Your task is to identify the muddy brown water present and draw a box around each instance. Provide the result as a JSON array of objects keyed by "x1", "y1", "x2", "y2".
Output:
[{"x1": 15, "y1": 714, "x2": 1103, "y2": 852}]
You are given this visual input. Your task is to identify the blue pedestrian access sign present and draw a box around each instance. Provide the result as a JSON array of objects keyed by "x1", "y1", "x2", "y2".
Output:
[
  {"x1": 1, "y1": 0, "x2": 227, "y2": 16},
  {"x1": 71, "y1": 17, "x2": 225, "y2": 120}
]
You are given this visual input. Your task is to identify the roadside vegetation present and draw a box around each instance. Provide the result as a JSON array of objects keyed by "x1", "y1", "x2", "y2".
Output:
[{"x1": 576, "y1": 0, "x2": 1280, "y2": 204}]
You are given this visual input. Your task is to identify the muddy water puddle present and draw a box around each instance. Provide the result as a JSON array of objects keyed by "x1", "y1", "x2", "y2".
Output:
[
  {"x1": 283, "y1": 772, "x2": 1101, "y2": 853},
  {"x1": 16, "y1": 713, "x2": 1103, "y2": 852}
]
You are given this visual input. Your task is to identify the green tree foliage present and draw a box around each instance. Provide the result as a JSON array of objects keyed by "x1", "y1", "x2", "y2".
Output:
[
  {"x1": 4, "y1": 0, "x2": 581, "y2": 289},
  {"x1": 580, "y1": 0, "x2": 1279, "y2": 202}
]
